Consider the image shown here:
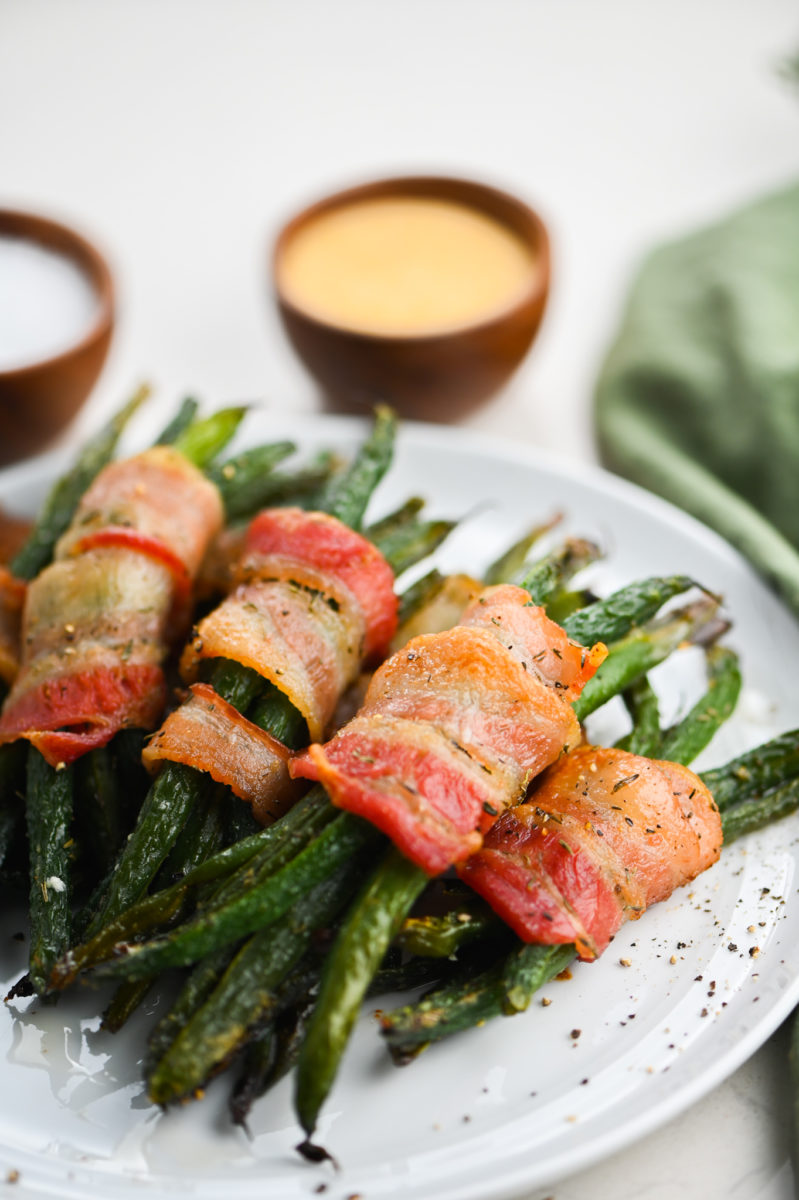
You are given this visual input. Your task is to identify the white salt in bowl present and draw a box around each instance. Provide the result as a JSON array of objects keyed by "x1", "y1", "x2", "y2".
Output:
[{"x1": 0, "y1": 209, "x2": 114, "y2": 465}]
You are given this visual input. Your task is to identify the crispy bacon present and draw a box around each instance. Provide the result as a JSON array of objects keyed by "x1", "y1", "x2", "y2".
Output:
[
  {"x1": 291, "y1": 587, "x2": 606, "y2": 875},
  {"x1": 181, "y1": 509, "x2": 397, "y2": 742},
  {"x1": 0, "y1": 449, "x2": 223, "y2": 767},
  {"x1": 143, "y1": 683, "x2": 295, "y2": 824},
  {"x1": 458, "y1": 743, "x2": 722, "y2": 960}
]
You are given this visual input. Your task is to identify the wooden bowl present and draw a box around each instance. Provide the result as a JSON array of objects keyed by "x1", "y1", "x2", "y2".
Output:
[
  {"x1": 272, "y1": 176, "x2": 550, "y2": 422},
  {"x1": 0, "y1": 209, "x2": 114, "y2": 464}
]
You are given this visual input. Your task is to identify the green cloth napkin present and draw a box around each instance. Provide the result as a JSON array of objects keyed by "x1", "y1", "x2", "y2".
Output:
[{"x1": 595, "y1": 180, "x2": 799, "y2": 617}]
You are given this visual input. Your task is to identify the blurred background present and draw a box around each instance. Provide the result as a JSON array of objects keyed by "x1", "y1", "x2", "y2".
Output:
[
  {"x1": 2, "y1": 0, "x2": 797, "y2": 460},
  {"x1": 2, "y1": 2, "x2": 799, "y2": 1198}
]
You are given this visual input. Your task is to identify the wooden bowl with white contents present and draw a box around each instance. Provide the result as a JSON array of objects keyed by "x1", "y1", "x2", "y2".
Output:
[
  {"x1": 272, "y1": 176, "x2": 550, "y2": 422},
  {"x1": 0, "y1": 209, "x2": 114, "y2": 464}
]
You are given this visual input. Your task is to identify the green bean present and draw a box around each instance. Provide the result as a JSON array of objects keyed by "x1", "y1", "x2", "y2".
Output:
[
  {"x1": 573, "y1": 598, "x2": 722, "y2": 723},
  {"x1": 395, "y1": 907, "x2": 497, "y2": 958},
  {"x1": 701, "y1": 730, "x2": 799, "y2": 811},
  {"x1": 546, "y1": 588, "x2": 597, "y2": 626},
  {"x1": 171, "y1": 406, "x2": 247, "y2": 469},
  {"x1": 148, "y1": 862, "x2": 361, "y2": 1105},
  {"x1": 231, "y1": 1032, "x2": 278, "y2": 1123},
  {"x1": 56, "y1": 786, "x2": 335, "y2": 988},
  {"x1": 156, "y1": 785, "x2": 227, "y2": 888},
  {"x1": 10, "y1": 385, "x2": 149, "y2": 581},
  {"x1": 483, "y1": 517, "x2": 560, "y2": 586},
  {"x1": 55, "y1": 826, "x2": 294, "y2": 987},
  {"x1": 102, "y1": 979, "x2": 155, "y2": 1033},
  {"x1": 154, "y1": 396, "x2": 199, "y2": 445},
  {"x1": 365, "y1": 497, "x2": 425, "y2": 540},
  {"x1": 101, "y1": 787, "x2": 230, "y2": 1032},
  {"x1": 368, "y1": 956, "x2": 453, "y2": 997},
  {"x1": 294, "y1": 845, "x2": 428, "y2": 1137},
  {"x1": 520, "y1": 538, "x2": 601, "y2": 607},
  {"x1": 75, "y1": 745, "x2": 133, "y2": 887},
  {"x1": 615, "y1": 676, "x2": 662, "y2": 757},
  {"x1": 500, "y1": 942, "x2": 576, "y2": 1014},
  {"x1": 26, "y1": 749, "x2": 74, "y2": 994},
  {"x1": 112, "y1": 730, "x2": 150, "y2": 826},
  {"x1": 223, "y1": 796, "x2": 261, "y2": 846},
  {"x1": 380, "y1": 944, "x2": 574, "y2": 1059},
  {"x1": 91, "y1": 814, "x2": 381, "y2": 983},
  {"x1": 84, "y1": 765, "x2": 215, "y2": 938},
  {"x1": 109, "y1": 764, "x2": 286, "y2": 1035},
  {"x1": 0, "y1": 792, "x2": 22, "y2": 875},
  {"x1": 197, "y1": 788, "x2": 336, "y2": 915},
  {"x1": 229, "y1": 1029, "x2": 278, "y2": 1127},
  {"x1": 229, "y1": 960, "x2": 322, "y2": 1126},
  {"x1": 131, "y1": 793, "x2": 337, "y2": 1068},
  {"x1": 322, "y1": 405, "x2": 396, "y2": 530},
  {"x1": 206, "y1": 441, "x2": 298, "y2": 519},
  {"x1": 659, "y1": 645, "x2": 741, "y2": 766},
  {"x1": 563, "y1": 575, "x2": 698, "y2": 646},
  {"x1": 200, "y1": 659, "x2": 265, "y2": 716},
  {"x1": 145, "y1": 947, "x2": 237, "y2": 1078},
  {"x1": 237, "y1": 454, "x2": 339, "y2": 515},
  {"x1": 244, "y1": 685, "x2": 309, "y2": 751},
  {"x1": 370, "y1": 518, "x2": 456, "y2": 577},
  {"x1": 720, "y1": 776, "x2": 799, "y2": 843}
]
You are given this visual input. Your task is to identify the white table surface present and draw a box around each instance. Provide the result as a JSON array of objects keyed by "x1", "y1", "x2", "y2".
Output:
[{"x1": 2, "y1": 2, "x2": 799, "y2": 1197}]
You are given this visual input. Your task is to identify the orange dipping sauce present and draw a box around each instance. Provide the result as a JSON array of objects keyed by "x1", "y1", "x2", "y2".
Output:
[{"x1": 276, "y1": 196, "x2": 539, "y2": 337}]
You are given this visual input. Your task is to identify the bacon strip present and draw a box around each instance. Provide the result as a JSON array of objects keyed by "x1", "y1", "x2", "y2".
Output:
[
  {"x1": 291, "y1": 586, "x2": 606, "y2": 875},
  {"x1": 143, "y1": 683, "x2": 294, "y2": 824},
  {"x1": 458, "y1": 744, "x2": 722, "y2": 960},
  {"x1": 181, "y1": 509, "x2": 397, "y2": 742},
  {"x1": 56, "y1": 446, "x2": 222, "y2": 582},
  {"x1": 243, "y1": 509, "x2": 397, "y2": 661},
  {"x1": 0, "y1": 449, "x2": 223, "y2": 767}
]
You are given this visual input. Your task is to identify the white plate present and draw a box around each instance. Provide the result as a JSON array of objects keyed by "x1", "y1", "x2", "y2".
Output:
[{"x1": 2, "y1": 412, "x2": 798, "y2": 1200}]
